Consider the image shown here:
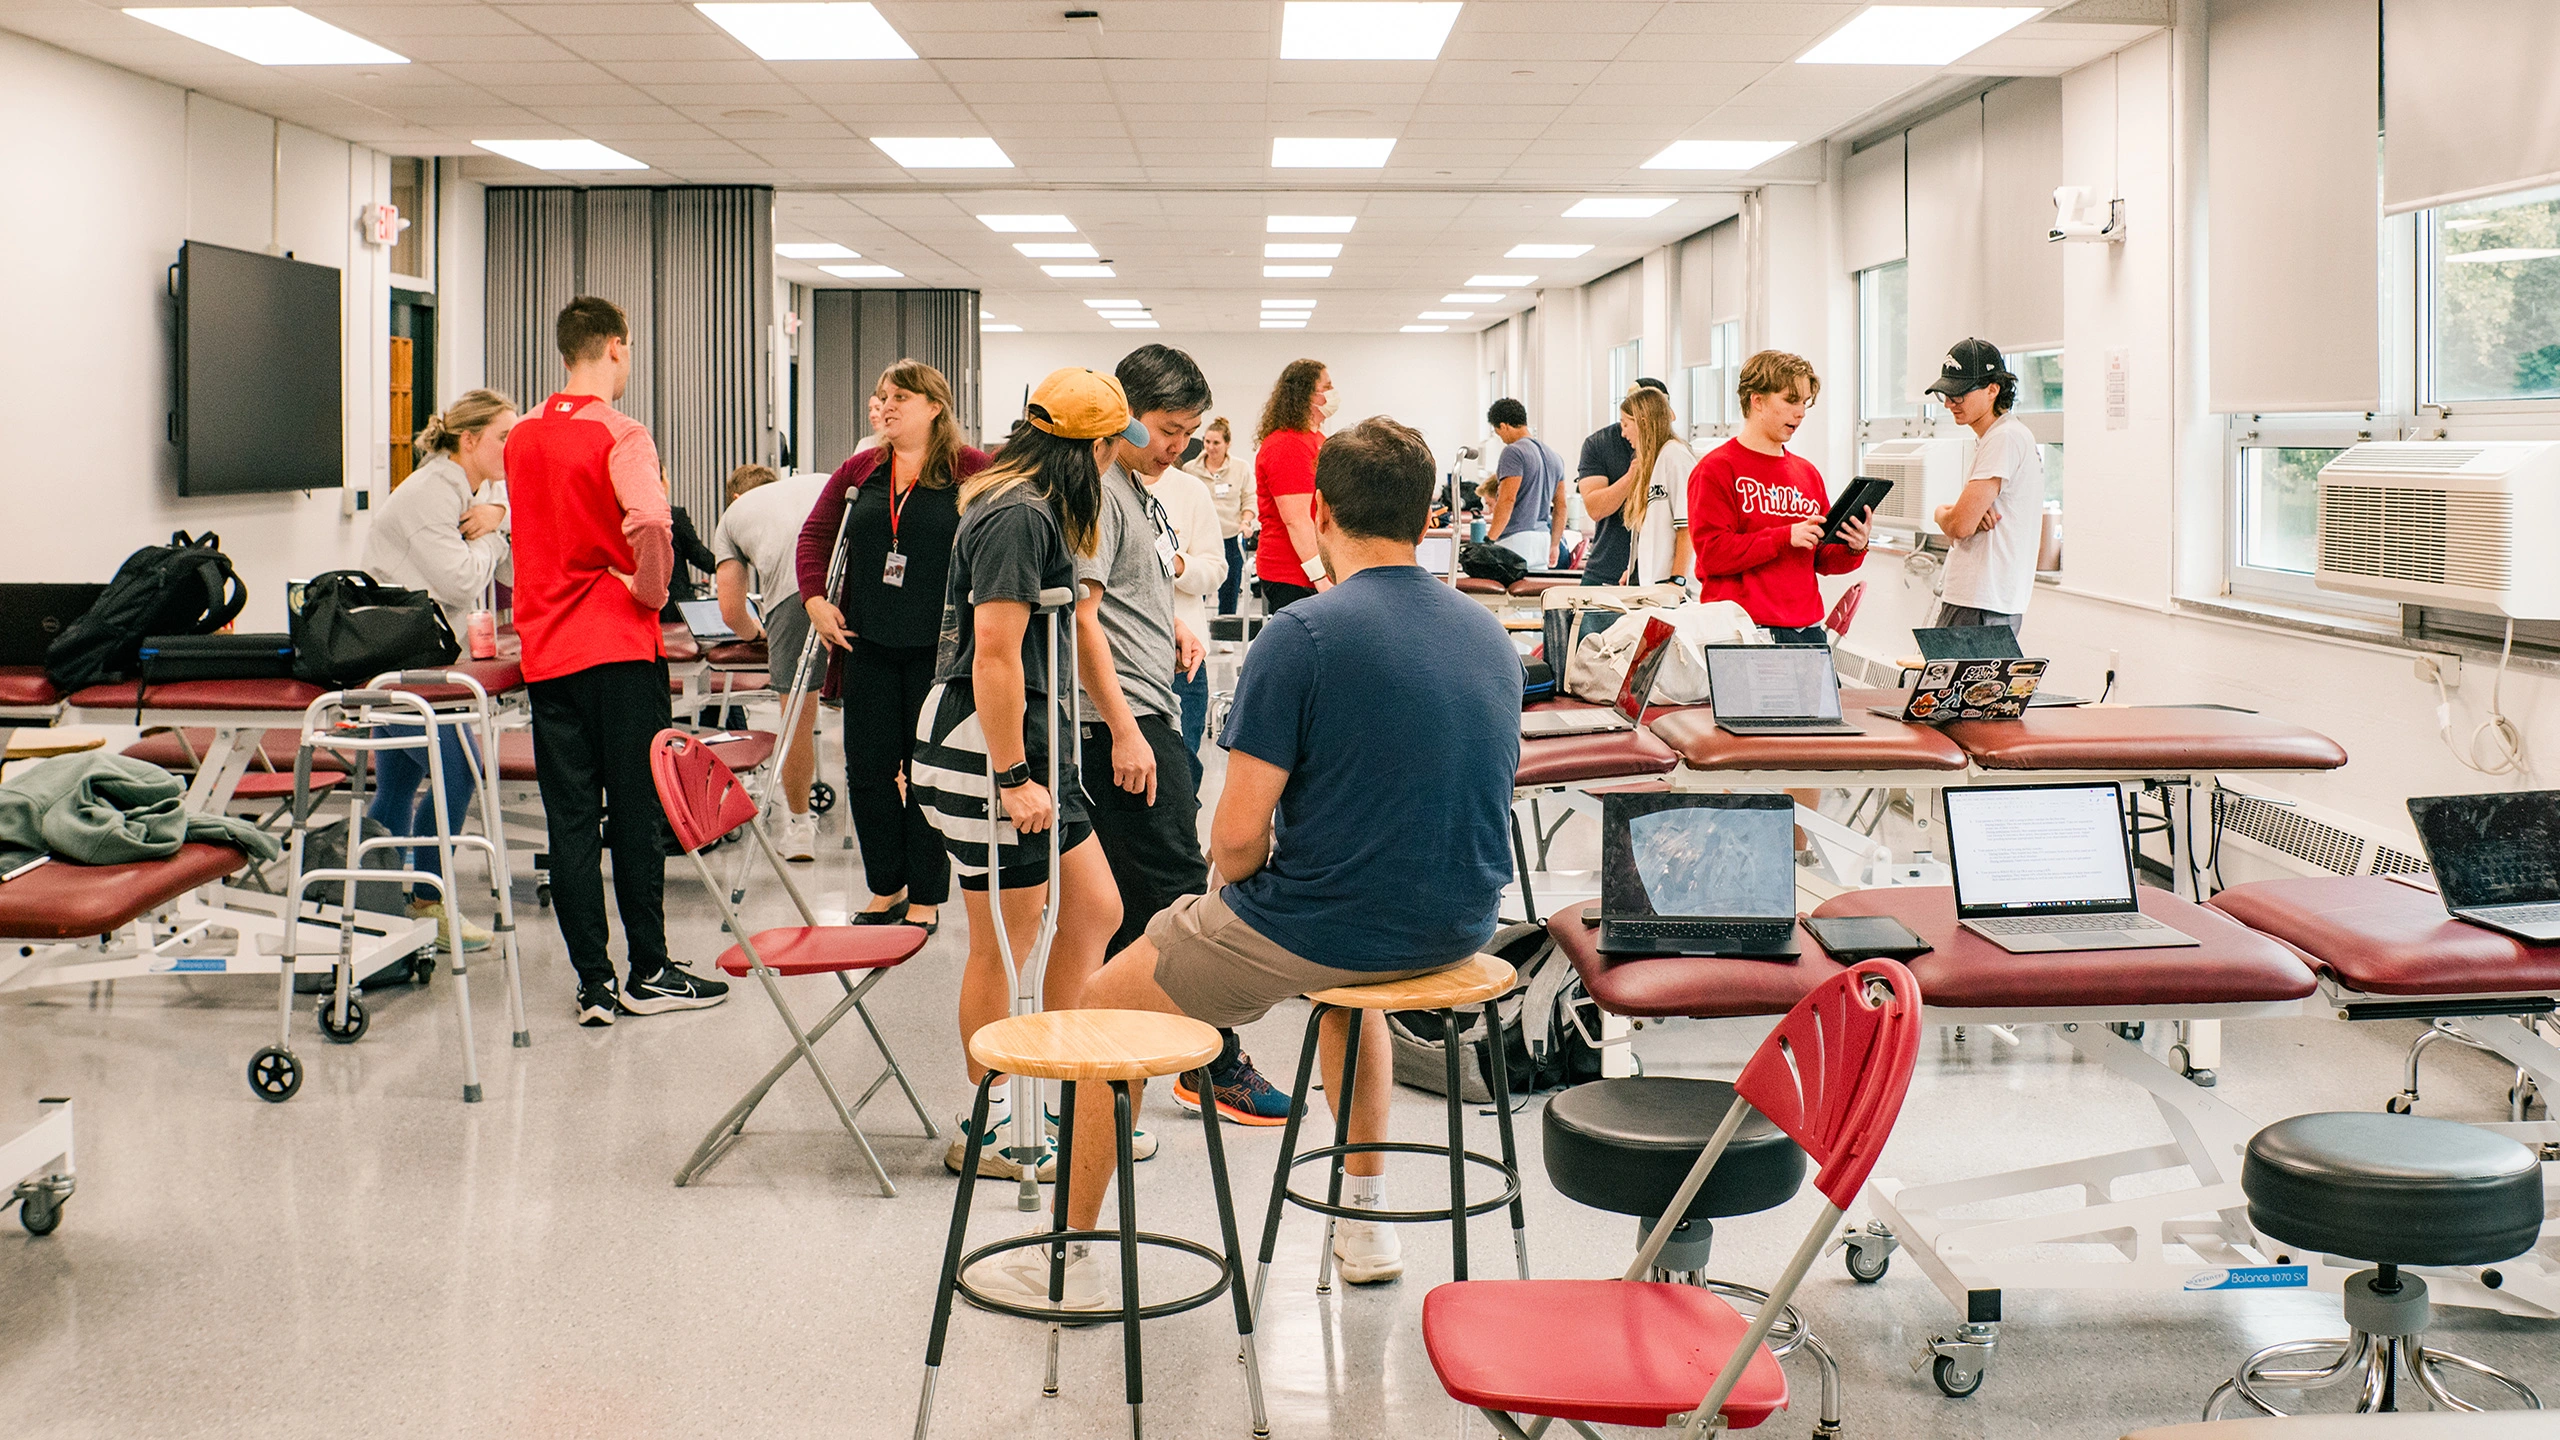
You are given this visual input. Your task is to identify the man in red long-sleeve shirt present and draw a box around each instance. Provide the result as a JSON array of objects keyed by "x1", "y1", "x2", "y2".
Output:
[{"x1": 506, "y1": 296, "x2": 728, "y2": 1026}]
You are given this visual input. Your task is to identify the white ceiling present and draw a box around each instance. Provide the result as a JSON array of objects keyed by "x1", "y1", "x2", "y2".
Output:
[{"x1": 0, "y1": 0, "x2": 2162, "y2": 332}]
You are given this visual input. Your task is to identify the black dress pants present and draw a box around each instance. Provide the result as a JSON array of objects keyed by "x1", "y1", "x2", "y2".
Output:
[
  {"x1": 842, "y1": 636, "x2": 950, "y2": 906},
  {"x1": 1080, "y1": 712, "x2": 1208, "y2": 957},
  {"x1": 529, "y1": 659, "x2": 673, "y2": 987}
]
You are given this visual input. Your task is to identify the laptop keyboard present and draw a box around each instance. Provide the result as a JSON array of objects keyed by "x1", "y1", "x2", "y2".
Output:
[
  {"x1": 1719, "y1": 718, "x2": 1846, "y2": 731},
  {"x1": 1969, "y1": 913, "x2": 2166, "y2": 936},
  {"x1": 2482, "y1": 903, "x2": 2560, "y2": 923},
  {"x1": 1609, "y1": 919, "x2": 1793, "y2": 943}
]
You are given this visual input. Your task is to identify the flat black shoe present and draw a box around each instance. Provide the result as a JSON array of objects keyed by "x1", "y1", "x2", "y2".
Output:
[{"x1": 851, "y1": 901, "x2": 910, "y2": 925}]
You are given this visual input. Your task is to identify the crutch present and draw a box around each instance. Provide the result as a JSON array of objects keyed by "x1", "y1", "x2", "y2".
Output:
[
  {"x1": 986, "y1": 585, "x2": 1081, "y2": 1216},
  {"x1": 722, "y1": 502, "x2": 855, "y2": 919}
]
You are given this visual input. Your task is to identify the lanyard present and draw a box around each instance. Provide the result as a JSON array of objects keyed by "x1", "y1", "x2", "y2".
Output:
[{"x1": 884, "y1": 464, "x2": 916, "y2": 552}]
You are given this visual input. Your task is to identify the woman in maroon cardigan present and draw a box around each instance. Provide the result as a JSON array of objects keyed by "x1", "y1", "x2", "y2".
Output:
[{"x1": 798, "y1": 359, "x2": 988, "y2": 934}]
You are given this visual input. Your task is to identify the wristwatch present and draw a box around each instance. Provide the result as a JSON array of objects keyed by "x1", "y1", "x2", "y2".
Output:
[{"x1": 993, "y1": 762, "x2": 1034, "y2": 790}]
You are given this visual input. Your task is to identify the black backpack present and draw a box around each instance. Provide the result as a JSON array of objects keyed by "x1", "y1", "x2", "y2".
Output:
[
  {"x1": 1460, "y1": 540, "x2": 1530, "y2": 586},
  {"x1": 45, "y1": 531, "x2": 247, "y2": 691},
  {"x1": 1386, "y1": 922, "x2": 1603, "y2": 1103}
]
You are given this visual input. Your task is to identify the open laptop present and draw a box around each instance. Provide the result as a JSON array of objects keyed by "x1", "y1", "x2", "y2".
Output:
[
  {"x1": 1417, "y1": 534, "x2": 1456, "y2": 577},
  {"x1": 1521, "y1": 614, "x2": 1675, "y2": 739},
  {"x1": 2406, "y1": 791, "x2": 2560, "y2": 943},
  {"x1": 0, "y1": 583, "x2": 107, "y2": 666},
  {"x1": 676, "y1": 596, "x2": 755, "y2": 643},
  {"x1": 1944, "y1": 782, "x2": 2199, "y2": 952},
  {"x1": 1913, "y1": 625, "x2": 2087, "y2": 706},
  {"x1": 1704, "y1": 643, "x2": 1861, "y2": 736},
  {"x1": 1595, "y1": 791, "x2": 1800, "y2": 957},
  {"x1": 1875, "y1": 657, "x2": 2047, "y2": 723}
]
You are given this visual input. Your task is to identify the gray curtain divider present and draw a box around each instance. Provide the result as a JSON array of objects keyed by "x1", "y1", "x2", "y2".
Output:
[
  {"x1": 485, "y1": 184, "x2": 774, "y2": 527},
  {"x1": 807, "y1": 288, "x2": 981, "y2": 470}
]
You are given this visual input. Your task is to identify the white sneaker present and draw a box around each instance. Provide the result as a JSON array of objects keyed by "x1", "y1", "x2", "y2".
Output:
[
  {"x1": 964, "y1": 1240, "x2": 1112, "y2": 1314},
  {"x1": 407, "y1": 899, "x2": 491, "y2": 952},
  {"x1": 777, "y1": 811, "x2": 817, "y2": 863},
  {"x1": 1332, "y1": 1204, "x2": 1404, "y2": 1285}
]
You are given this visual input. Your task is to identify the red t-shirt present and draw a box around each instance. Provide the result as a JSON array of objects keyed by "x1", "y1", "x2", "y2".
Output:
[
  {"x1": 1685, "y1": 438, "x2": 1865, "y2": 629},
  {"x1": 1253, "y1": 428, "x2": 1322, "y2": 586},
  {"x1": 502, "y1": 393, "x2": 674, "y2": 682}
]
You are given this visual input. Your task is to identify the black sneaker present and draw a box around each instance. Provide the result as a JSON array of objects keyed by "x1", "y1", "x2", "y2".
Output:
[
  {"x1": 620, "y1": 965, "x2": 730, "y2": 1015},
  {"x1": 576, "y1": 979, "x2": 619, "y2": 1027}
]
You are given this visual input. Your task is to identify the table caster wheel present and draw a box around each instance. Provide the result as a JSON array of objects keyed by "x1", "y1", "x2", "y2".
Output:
[
  {"x1": 535, "y1": 883, "x2": 552, "y2": 908},
  {"x1": 1846, "y1": 1243, "x2": 1891, "y2": 1284},
  {"x1": 410, "y1": 952, "x2": 436, "y2": 985},
  {"x1": 248, "y1": 1047, "x2": 302, "y2": 1102},
  {"x1": 1933, "y1": 1354, "x2": 1985, "y2": 1399},
  {"x1": 18, "y1": 1187, "x2": 62, "y2": 1236},
  {"x1": 315, "y1": 995, "x2": 369, "y2": 1044},
  {"x1": 2385, "y1": 1093, "x2": 2416, "y2": 1115},
  {"x1": 808, "y1": 781, "x2": 836, "y2": 815}
]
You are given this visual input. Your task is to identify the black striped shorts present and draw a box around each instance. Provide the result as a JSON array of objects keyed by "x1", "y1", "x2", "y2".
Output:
[{"x1": 912, "y1": 679, "x2": 1091, "y2": 892}]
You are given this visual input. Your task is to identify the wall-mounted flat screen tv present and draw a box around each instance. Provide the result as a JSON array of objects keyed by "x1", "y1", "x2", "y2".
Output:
[{"x1": 175, "y1": 240, "x2": 342, "y2": 495}]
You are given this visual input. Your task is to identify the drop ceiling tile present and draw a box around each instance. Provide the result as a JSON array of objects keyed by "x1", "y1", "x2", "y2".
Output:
[
  {"x1": 1122, "y1": 120, "x2": 1279, "y2": 139},
  {"x1": 1462, "y1": 1, "x2": 1661, "y2": 33},
  {"x1": 301, "y1": 5, "x2": 529, "y2": 35},
  {"x1": 1420, "y1": 80, "x2": 1587, "y2": 106},
  {"x1": 966, "y1": 102, "x2": 1124, "y2": 123},
  {"x1": 599, "y1": 59, "x2": 779, "y2": 85},
  {"x1": 493, "y1": 5, "x2": 717, "y2": 35},
  {"x1": 370, "y1": 34, "x2": 577, "y2": 62},
  {"x1": 931, "y1": 57, "x2": 1110, "y2": 84},
  {"x1": 558, "y1": 33, "x2": 758, "y2": 62},
  {"x1": 446, "y1": 59, "x2": 623, "y2": 85},
  {"x1": 482, "y1": 81, "x2": 658, "y2": 105}
]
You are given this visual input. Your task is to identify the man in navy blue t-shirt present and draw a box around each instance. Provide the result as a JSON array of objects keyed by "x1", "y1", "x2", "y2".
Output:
[{"x1": 974, "y1": 417, "x2": 1521, "y2": 1310}]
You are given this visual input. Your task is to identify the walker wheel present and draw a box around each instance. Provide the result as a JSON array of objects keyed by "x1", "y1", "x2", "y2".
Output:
[
  {"x1": 808, "y1": 781, "x2": 837, "y2": 815},
  {"x1": 535, "y1": 883, "x2": 552, "y2": 908},
  {"x1": 315, "y1": 995, "x2": 369, "y2": 1044},
  {"x1": 2385, "y1": 1093, "x2": 2416, "y2": 1115},
  {"x1": 248, "y1": 1047, "x2": 302, "y2": 1102},
  {"x1": 18, "y1": 1187, "x2": 62, "y2": 1236},
  {"x1": 410, "y1": 952, "x2": 436, "y2": 985},
  {"x1": 1846, "y1": 1244, "x2": 1891, "y2": 1284},
  {"x1": 1933, "y1": 1355, "x2": 1984, "y2": 1399}
]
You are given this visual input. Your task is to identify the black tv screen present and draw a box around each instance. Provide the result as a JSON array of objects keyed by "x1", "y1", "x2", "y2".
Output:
[{"x1": 176, "y1": 241, "x2": 343, "y2": 495}]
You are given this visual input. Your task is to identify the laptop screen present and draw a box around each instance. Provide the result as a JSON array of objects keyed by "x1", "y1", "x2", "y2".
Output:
[
  {"x1": 1416, "y1": 535, "x2": 1454, "y2": 575},
  {"x1": 2408, "y1": 792, "x2": 2560, "y2": 910},
  {"x1": 676, "y1": 597, "x2": 748, "y2": 641},
  {"x1": 1614, "y1": 616, "x2": 1677, "y2": 724},
  {"x1": 1602, "y1": 793, "x2": 1797, "y2": 920},
  {"x1": 1946, "y1": 783, "x2": 2138, "y2": 916},
  {"x1": 1705, "y1": 645, "x2": 1843, "y2": 720},
  {"x1": 1914, "y1": 625, "x2": 2025, "y2": 661}
]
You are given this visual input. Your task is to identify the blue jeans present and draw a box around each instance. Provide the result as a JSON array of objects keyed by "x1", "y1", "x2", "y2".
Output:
[
  {"x1": 368, "y1": 722, "x2": 479, "y2": 879},
  {"x1": 1173, "y1": 664, "x2": 1209, "y2": 786},
  {"x1": 1218, "y1": 536, "x2": 1245, "y2": 615}
]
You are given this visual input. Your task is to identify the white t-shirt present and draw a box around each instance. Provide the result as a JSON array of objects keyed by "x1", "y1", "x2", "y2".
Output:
[
  {"x1": 1939, "y1": 414, "x2": 2045, "y2": 615},
  {"x1": 1144, "y1": 464, "x2": 1225, "y2": 640},
  {"x1": 711, "y1": 472, "x2": 830, "y2": 602},
  {"x1": 1633, "y1": 439, "x2": 1697, "y2": 586}
]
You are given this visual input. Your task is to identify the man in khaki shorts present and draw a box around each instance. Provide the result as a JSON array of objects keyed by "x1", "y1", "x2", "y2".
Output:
[{"x1": 967, "y1": 417, "x2": 1523, "y2": 1311}]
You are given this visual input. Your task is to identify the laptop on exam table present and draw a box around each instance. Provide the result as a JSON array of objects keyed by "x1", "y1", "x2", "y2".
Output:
[
  {"x1": 1943, "y1": 782, "x2": 2200, "y2": 953},
  {"x1": 1520, "y1": 613, "x2": 1675, "y2": 739},
  {"x1": 1912, "y1": 625, "x2": 2088, "y2": 706},
  {"x1": 1594, "y1": 791, "x2": 1800, "y2": 958},
  {"x1": 0, "y1": 583, "x2": 107, "y2": 666},
  {"x1": 1704, "y1": 643, "x2": 1861, "y2": 736},
  {"x1": 2407, "y1": 790, "x2": 2560, "y2": 943}
]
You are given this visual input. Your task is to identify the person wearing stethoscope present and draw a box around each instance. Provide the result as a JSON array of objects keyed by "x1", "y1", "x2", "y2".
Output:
[{"x1": 799, "y1": 361, "x2": 990, "y2": 936}]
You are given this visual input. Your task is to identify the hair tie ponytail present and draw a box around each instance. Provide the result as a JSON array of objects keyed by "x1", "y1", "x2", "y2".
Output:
[{"x1": 412, "y1": 413, "x2": 452, "y2": 460}]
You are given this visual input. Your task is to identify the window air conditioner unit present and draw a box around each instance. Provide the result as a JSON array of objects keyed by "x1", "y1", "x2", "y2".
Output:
[
  {"x1": 1861, "y1": 438, "x2": 1964, "y2": 532},
  {"x1": 2313, "y1": 441, "x2": 2560, "y2": 618}
]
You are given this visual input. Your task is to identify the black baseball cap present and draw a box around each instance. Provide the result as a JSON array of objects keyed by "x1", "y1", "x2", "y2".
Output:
[
  {"x1": 1633, "y1": 376, "x2": 1669, "y2": 395},
  {"x1": 1924, "y1": 338, "x2": 2010, "y2": 399}
]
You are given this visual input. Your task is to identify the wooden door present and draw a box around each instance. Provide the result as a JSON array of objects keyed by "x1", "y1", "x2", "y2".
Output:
[{"x1": 388, "y1": 336, "x2": 414, "y2": 488}]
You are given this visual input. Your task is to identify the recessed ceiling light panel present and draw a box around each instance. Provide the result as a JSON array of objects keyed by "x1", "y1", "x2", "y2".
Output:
[
  {"x1": 1798, "y1": 6, "x2": 2041, "y2": 66},
  {"x1": 1264, "y1": 243, "x2": 1343, "y2": 258},
  {"x1": 694, "y1": 3, "x2": 915, "y2": 61},
  {"x1": 1263, "y1": 299, "x2": 1318, "y2": 308},
  {"x1": 1642, "y1": 139, "x2": 1795, "y2": 171},
  {"x1": 474, "y1": 138, "x2": 648, "y2": 170},
  {"x1": 1015, "y1": 242, "x2": 1099, "y2": 258},
  {"x1": 1085, "y1": 299, "x2": 1145, "y2": 309},
  {"x1": 1268, "y1": 215, "x2": 1356, "y2": 233},
  {"x1": 1111, "y1": 318, "x2": 1160, "y2": 328},
  {"x1": 1043, "y1": 264, "x2": 1116, "y2": 277},
  {"x1": 1261, "y1": 320, "x2": 1308, "y2": 329},
  {"x1": 821, "y1": 263, "x2": 904, "y2": 278},
  {"x1": 776, "y1": 242, "x2": 858, "y2": 259},
  {"x1": 1506, "y1": 243, "x2": 1591, "y2": 259},
  {"x1": 1271, "y1": 137, "x2": 1395, "y2": 168},
  {"x1": 1418, "y1": 310, "x2": 1472, "y2": 320},
  {"x1": 871, "y1": 136, "x2": 1012, "y2": 168},
  {"x1": 1263, "y1": 264, "x2": 1334, "y2": 278},
  {"x1": 124, "y1": 7, "x2": 408, "y2": 65},
  {"x1": 1280, "y1": 1, "x2": 1461, "y2": 60},
  {"x1": 979, "y1": 214, "x2": 1075, "y2": 232},
  {"x1": 981, "y1": 322, "x2": 1024, "y2": 332},
  {"x1": 1466, "y1": 273, "x2": 1535, "y2": 287},
  {"x1": 1400, "y1": 324, "x2": 1449, "y2": 332},
  {"x1": 1443, "y1": 292, "x2": 1501, "y2": 303},
  {"x1": 1563, "y1": 197, "x2": 1676, "y2": 219}
]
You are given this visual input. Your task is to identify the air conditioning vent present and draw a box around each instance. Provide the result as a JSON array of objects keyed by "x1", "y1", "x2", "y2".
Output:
[
  {"x1": 1861, "y1": 438, "x2": 1963, "y2": 528},
  {"x1": 2370, "y1": 845, "x2": 2433, "y2": 877},
  {"x1": 2313, "y1": 441, "x2": 2560, "y2": 617},
  {"x1": 2326, "y1": 443, "x2": 2487, "y2": 473},
  {"x1": 2220, "y1": 793, "x2": 2367, "y2": 878}
]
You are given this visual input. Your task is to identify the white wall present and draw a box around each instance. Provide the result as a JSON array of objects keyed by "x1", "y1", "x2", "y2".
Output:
[
  {"x1": 980, "y1": 329, "x2": 1484, "y2": 477},
  {"x1": 0, "y1": 30, "x2": 394, "y2": 632}
]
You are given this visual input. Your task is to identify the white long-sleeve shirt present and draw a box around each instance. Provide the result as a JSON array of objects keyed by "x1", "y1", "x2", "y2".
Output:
[
  {"x1": 1145, "y1": 464, "x2": 1225, "y2": 640},
  {"x1": 361, "y1": 454, "x2": 511, "y2": 635}
]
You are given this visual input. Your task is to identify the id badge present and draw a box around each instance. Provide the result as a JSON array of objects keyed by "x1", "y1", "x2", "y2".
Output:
[
  {"x1": 882, "y1": 551, "x2": 908, "y2": 588},
  {"x1": 1215, "y1": 483, "x2": 1232, "y2": 495},
  {"x1": 1153, "y1": 529, "x2": 1178, "y2": 578}
]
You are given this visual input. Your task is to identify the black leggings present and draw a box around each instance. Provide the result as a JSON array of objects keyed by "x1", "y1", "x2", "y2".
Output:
[{"x1": 841, "y1": 637, "x2": 951, "y2": 906}]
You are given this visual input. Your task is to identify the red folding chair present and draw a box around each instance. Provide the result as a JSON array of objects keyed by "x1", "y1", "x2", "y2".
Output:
[
  {"x1": 1423, "y1": 959, "x2": 1922, "y2": 1440},
  {"x1": 1824, "y1": 580, "x2": 1865, "y2": 640},
  {"x1": 650, "y1": 729, "x2": 939, "y2": 1196}
]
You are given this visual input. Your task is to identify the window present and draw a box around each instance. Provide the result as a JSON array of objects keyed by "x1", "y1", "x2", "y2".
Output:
[
  {"x1": 1684, "y1": 319, "x2": 1741, "y2": 442},
  {"x1": 2236, "y1": 445, "x2": 2340, "y2": 575},
  {"x1": 389, "y1": 156, "x2": 431, "y2": 285},
  {"x1": 2011, "y1": 348, "x2": 2064, "y2": 413},
  {"x1": 1858, "y1": 262, "x2": 1913, "y2": 419},
  {"x1": 1607, "y1": 340, "x2": 1639, "y2": 409},
  {"x1": 2424, "y1": 180, "x2": 2560, "y2": 405}
]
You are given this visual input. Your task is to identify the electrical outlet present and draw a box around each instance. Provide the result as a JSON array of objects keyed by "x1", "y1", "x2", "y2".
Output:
[{"x1": 2417, "y1": 654, "x2": 2460, "y2": 690}]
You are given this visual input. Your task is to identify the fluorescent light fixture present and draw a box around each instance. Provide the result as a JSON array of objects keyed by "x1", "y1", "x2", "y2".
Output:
[
  {"x1": 1268, "y1": 215, "x2": 1356, "y2": 233},
  {"x1": 2445, "y1": 248, "x2": 2560, "y2": 264},
  {"x1": 1085, "y1": 298, "x2": 1145, "y2": 309},
  {"x1": 1263, "y1": 264, "x2": 1333, "y2": 278},
  {"x1": 1798, "y1": 6, "x2": 2040, "y2": 66},
  {"x1": 1400, "y1": 324, "x2": 1449, "y2": 332},
  {"x1": 1280, "y1": 1, "x2": 1461, "y2": 59},
  {"x1": 776, "y1": 242, "x2": 858, "y2": 259},
  {"x1": 1642, "y1": 139, "x2": 1795, "y2": 171},
  {"x1": 1043, "y1": 264, "x2": 1116, "y2": 277},
  {"x1": 1506, "y1": 243, "x2": 1591, "y2": 259},
  {"x1": 1564, "y1": 197, "x2": 1675, "y2": 219},
  {"x1": 474, "y1": 138, "x2": 648, "y2": 171},
  {"x1": 1443, "y1": 291, "x2": 1501, "y2": 303},
  {"x1": 123, "y1": 7, "x2": 407, "y2": 65},
  {"x1": 693, "y1": 3, "x2": 914, "y2": 61},
  {"x1": 821, "y1": 263, "x2": 904, "y2": 278},
  {"x1": 1465, "y1": 273, "x2": 1535, "y2": 287},
  {"x1": 1418, "y1": 310, "x2": 1473, "y2": 320},
  {"x1": 1261, "y1": 320, "x2": 1308, "y2": 329},
  {"x1": 1272, "y1": 137, "x2": 1395, "y2": 168},
  {"x1": 1263, "y1": 299, "x2": 1318, "y2": 308},
  {"x1": 981, "y1": 323, "x2": 1024, "y2": 332},
  {"x1": 1265, "y1": 243, "x2": 1343, "y2": 258},
  {"x1": 1015, "y1": 242, "x2": 1099, "y2": 258},
  {"x1": 870, "y1": 136, "x2": 1012, "y2": 168},
  {"x1": 979, "y1": 214, "x2": 1075, "y2": 233},
  {"x1": 1111, "y1": 319, "x2": 1161, "y2": 329}
]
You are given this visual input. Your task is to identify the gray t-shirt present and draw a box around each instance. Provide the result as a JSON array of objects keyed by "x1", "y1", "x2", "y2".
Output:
[
  {"x1": 1495, "y1": 436, "x2": 1565, "y2": 542},
  {"x1": 1075, "y1": 464, "x2": 1181, "y2": 723},
  {"x1": 711, "y1": 472, "x2": 828, "y2": 601}
]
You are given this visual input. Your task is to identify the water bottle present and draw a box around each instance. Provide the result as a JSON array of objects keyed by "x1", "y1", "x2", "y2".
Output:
[{"x1": 466, "y1": 610, "x2": 497, "y2": 660}]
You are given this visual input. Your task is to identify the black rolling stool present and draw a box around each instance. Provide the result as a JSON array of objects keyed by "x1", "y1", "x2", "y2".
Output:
[
  {"x1": 2205, "y1": 1111, "x2": 2546, "y2": 1418},
  {"x1": 1543, "y1": 1076, "x2": 1848, "y2": 1438}
]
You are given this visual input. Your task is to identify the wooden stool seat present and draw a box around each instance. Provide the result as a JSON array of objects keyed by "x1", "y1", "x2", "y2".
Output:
[
  {"x1": 968, "y1": 1010, "x2": 1224, "y2": 1083},
  {"x1": 1307, "y1": 954, "x2": 1517, "y2": 1012},
  {"x1": 5, "y1": 731, "x2": 104, "y2": 761}
]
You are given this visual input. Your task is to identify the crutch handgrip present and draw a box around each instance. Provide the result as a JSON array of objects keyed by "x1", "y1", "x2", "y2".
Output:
[{"x1": 1035, "y1": 586, "x2": 1075, "y2": 611}]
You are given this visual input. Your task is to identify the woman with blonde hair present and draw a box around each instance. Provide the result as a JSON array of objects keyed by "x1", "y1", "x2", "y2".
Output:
[
  {"x1": 1614, "y1": 385, "x2": 1696, "y2": 585},
  {"x1": 903, "y1": 367, "x2": 1138, "y2": 1179},
  {"x1": 360, "y1": 387, "x2": 516, "y2": 949},
  {"x1": 1185, "y1": 415, "x2": 1254, "y2": 615},
  {"x1": 797, "y1": 359, "x2": 987, "y2": 934}
]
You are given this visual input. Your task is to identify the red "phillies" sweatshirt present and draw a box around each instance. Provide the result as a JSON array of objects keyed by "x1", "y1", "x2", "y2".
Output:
[{"x1": 1685, "y1": 438, "x2": 1865, "y2": 630}]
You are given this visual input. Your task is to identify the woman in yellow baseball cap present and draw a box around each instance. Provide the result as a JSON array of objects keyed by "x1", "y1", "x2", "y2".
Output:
[{"x1": 909, "y1": 367, "x2": 1151, "y2": 1178}]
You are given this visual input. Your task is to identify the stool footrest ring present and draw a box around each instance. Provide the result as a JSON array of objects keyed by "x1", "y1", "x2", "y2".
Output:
[
  {"x1": 954, "y1": 1229, "x2": 1234, "y2": 1325},
  {"x1": 1280, "y1": 1141, "x2": 1522, "y2": 1221}
]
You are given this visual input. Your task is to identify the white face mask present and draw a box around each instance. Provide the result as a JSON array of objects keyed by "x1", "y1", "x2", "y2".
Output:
[{"x1": 1317, "y1": 392, "x2": 1340, "y2": 421}]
